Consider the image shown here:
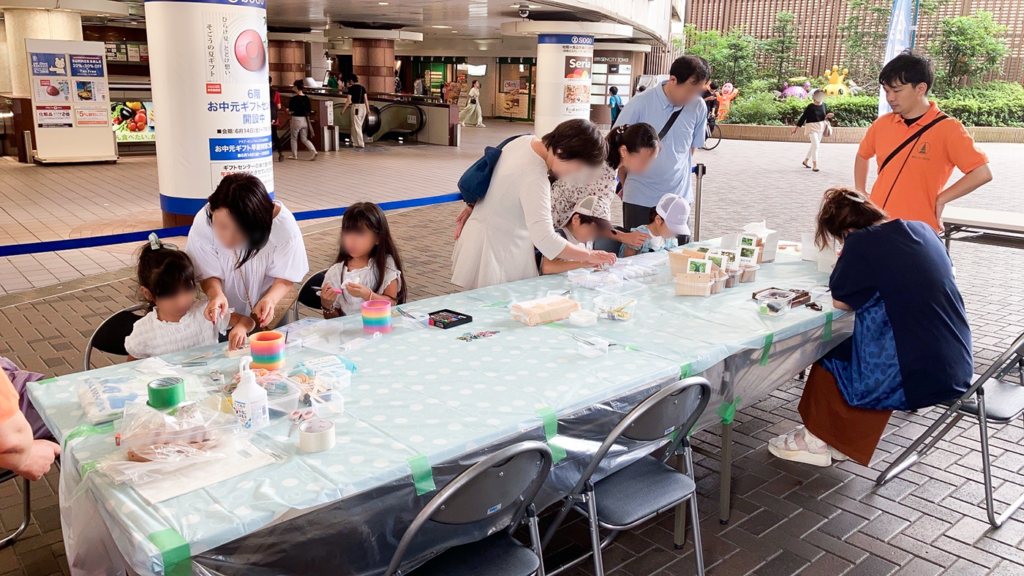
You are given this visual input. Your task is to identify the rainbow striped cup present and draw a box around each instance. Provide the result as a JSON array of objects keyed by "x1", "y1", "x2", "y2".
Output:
[
  {"x1": 249, "y1": 331, "x2": 286, "y2": 370},
  {"x1": 362, "y1": 300, "x2": 393, "y2": 334}
]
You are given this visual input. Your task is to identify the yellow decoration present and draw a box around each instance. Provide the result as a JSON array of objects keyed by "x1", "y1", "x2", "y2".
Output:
[{"x1": 822, "y1": 66, "x2": 849, "y2": 97}]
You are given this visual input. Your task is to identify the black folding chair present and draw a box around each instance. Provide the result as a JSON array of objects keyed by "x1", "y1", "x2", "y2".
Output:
[
  {"x1": 877, "y1": 331, "x2": 1024, "y2": 527},
  {"x1": 82, "y1": 304, "x2": 147, "y2": 371},
  {"x1": 385, "y1": 441, "x2": 552, "y2": 576},
  {"x1": 292, "y1": 269, "x2": 328, "y2": 318},
  {"x1": 542, "y1": 377, "x2": 712, "y2": 576},
  {"x1": 0, "y1": 470, "x2": 30, "y2": 549}
]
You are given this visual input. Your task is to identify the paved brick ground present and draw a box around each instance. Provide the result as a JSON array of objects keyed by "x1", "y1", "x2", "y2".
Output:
[{"x1": 1, "y1": 136, "x2": 1023, "y2": 575}]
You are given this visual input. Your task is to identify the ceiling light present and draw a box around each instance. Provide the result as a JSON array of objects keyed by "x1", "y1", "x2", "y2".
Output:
[
  {"x1": 431, "y1": 25, "x2": 451, "y2": 29},
  {"x1": 509, "y1": 3, "x2": 541, "y2": 7},
  {"x1": 378, "y1": 2, "x2": 388, "y2": 4},
  {"x1": 452, "y1": 30, "x2": 458, "y2": 33}
]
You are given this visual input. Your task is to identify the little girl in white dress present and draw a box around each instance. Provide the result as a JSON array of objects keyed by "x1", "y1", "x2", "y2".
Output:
[
  {"x1": 321, "y1": 203, "x2": 407, "y2": 317},
  {"x1": 125, "y1": 234, "x2": 255, "y2": 359}
]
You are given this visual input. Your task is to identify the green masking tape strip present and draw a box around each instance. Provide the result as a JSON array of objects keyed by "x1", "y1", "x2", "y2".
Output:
[
  {"x1": 680, "y1": 362, "x2": 692, "y2": 379},
  {"x1": 484, "y1": 300, "x2": 510, "y2": 308},
  {"x1": 36, "y1": 377, "x2": 57, "y2": 385},
  {"x1": 63, "y1": 422, "x2": 115, "y2": 448},
  {"x1": 407, "y1": 455, "x2": 436, "y2": 496},
  {"x1": 760, "y1": 333, "x2": 774, "y2": 366},
  {"x1": 535, "y1": 407, "x2": 566, "y2": 463},
  {"x1": 147, "y1": 528, "x2": 191, "y2": 576},
  {"x1": 80, "y1": 461, "x2": 97, "y2": 477},
  {"x1": 823, "y1": 311, "x2": 833, "y2": 341},
  {"x1": 623, "y1": 344, "x2": 640, "y2": 352},
  {"x1": 717, "y1": 396, "x2": 742, "y2": 425},
  {"x1": 544, "y1": 321, "x2": 569, "y2": 330}
]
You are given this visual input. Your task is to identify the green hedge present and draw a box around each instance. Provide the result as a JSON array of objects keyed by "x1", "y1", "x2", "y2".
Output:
[{"x1": 724, "y1": 81, "x2": 1024, "y2": 127}]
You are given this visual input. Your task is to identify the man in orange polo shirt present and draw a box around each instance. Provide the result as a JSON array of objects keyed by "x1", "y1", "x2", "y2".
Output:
[
  {"x1": 855, "y1": 52, "x2": 992, "y2": 231},
  {"x1": 0, "y1": 370, "x2": 60, "y2": 481}
]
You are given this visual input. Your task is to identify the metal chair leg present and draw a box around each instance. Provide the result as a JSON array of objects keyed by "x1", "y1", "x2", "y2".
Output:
[
  {"x1": 584, "y1": 484, "x2": 605, "y2": 576},
  {"x1": 526, "y1": 505, "x2": 546, "y2": 576},
  {"x1": 977, "y1": 391, "x2": 1024, "y2": 528},
  {"x1": 673, "y1": 453, "x2": 688, "y2": 549},
  {"x1": 0, "y1": 477, "x2": 30, "y2": 549},
  {"x1": 689, "y1": 494, "x2": 705, "y2": 575},
  {"x1": 876, "y1": 404, "x2": 963, "y2": 486},
  {"x1": 540, "y1": 497, "x2": 574, "y2": 549}
]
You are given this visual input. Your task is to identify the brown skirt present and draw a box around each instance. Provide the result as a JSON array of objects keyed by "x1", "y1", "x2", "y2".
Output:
[{"x1": 798, "y1": 363, "x2": 892, "y2": 466}]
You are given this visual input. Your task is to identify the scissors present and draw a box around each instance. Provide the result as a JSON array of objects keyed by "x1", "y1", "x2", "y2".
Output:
[{"x1": 288, "y1": 408, "x2": 315, "y2": 437}]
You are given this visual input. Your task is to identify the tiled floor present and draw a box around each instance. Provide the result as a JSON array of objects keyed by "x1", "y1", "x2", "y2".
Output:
[{"x1": 1, "y1": 129, "x2": 1023, "y2": 576}]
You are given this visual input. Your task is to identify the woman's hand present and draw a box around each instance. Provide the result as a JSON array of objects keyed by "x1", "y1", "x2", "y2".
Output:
[
  {"x1": 791, "y1": 126, "x2": 799, "y2": 134},
  {"x1": 584, "y1": 250, "x2": 617, "y2": 268},
  {"x1": 344, "y1": 282, "x2": 373, "y2": 301},
  {"x1": 205, "y1": 291, "x2": 230, "y2": 323},
  {"x1": 253, "y1": 298, "x2": 277, "y2": 328},
  {"x1": 454, "y1": 204, "x2": 474, "y2": 240},
  {"x1": 320, "y1": 284, "x2": 339, "y2": 309},
  {"x1": 826, "y1": 112, "x2": 834, "y2": 119},
  {"x1": 228, "y1": 324, "x2": 249, "y2": 351},
  {"x1": 617, "y1": 229, "x2": 650, "y2": 249}
]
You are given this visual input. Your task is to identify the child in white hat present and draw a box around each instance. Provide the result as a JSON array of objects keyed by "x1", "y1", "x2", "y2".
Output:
[
  {"x1": 537, "y1": 196, "x2": 613, "y2": 275},
  {"x1": 618, "y1": 193, "x2": 691, "y2": 258}
]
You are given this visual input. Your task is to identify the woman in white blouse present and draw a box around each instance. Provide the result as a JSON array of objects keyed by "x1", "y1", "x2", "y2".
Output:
[
  {"x1": 550, "y1": 123, "x2": 661, "y2": 248},
  {"x1": 459, "y1": 80, "x2": 485, "y2": 128},
  {"x1": 186, "y1": 173, "x2": 309, "y2": 327},
  {"x1": 451, "y1": 119, "x2": 617, "y2": 289}
]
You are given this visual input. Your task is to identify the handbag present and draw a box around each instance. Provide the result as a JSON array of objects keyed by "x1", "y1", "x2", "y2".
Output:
[
  {"x1": 822, "y1": 121, "x2": 833, "y2": 138},
  {"x1": 470, "y1": 98, "x2": 477, "y2": 105},
  {"x1": 457, "y1": 134, "x2": 529, "y2": 204}
]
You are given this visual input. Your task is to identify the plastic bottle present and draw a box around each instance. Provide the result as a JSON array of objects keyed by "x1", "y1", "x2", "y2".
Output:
[{"x1": 232, "y1": 356, "x2": 269, "y2": 431}]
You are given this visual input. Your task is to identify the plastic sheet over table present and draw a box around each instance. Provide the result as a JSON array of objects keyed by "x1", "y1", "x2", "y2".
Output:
[{"x1": 27, "y1": 247, "x2": 851, "y2": 575}]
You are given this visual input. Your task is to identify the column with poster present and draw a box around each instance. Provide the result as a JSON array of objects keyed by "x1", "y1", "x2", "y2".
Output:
[
  {"x1": 145, "y1": 0, "x2": 273, "y2": 225},
  {"x1": 534, "y1": 34, "x2": 593, "y2": 136},
  {"x1": 26, "y1": 39, "x2": 116, "y2": 163}
]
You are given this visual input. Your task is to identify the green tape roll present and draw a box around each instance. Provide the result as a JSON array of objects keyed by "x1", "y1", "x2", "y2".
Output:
[
  {"x1": 823, "y1": 311, "x2": 833, "y2": 341},
  {"x1": 760, "y1": 333, "x2": 774, "y2": 366},
  {"x1": 148, "y1": 528, "x2": 191, "y2": 576},
  {"x1": 407, "y1": 455, "x2": 436, "y2": 496},
  {"x1": 147, "y1": 377, "x2": 185, "y2": 409}
]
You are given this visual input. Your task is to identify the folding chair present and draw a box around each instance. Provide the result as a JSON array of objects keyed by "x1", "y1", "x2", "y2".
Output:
[
  {"x1": 82, "y1": 304, "x2": 147, "y2": 371},
  {"x1": 292, "y1": 269, "x2": 328, "y2": 318},
  {"x1": 542, "y1": 377, "x2": 712, "y2": 576},
  {"x1": 877, "y1": 332, "x2": 1024, "y2": 528},
  {"x1": 385, "y1": 441, "x2": 552, "y2": 576},
  {"x1": 0, "y1": 471, "x2": 30, "y2": 549}
]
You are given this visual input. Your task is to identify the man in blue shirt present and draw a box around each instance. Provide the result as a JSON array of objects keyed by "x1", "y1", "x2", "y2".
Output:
[{"x1": 613, "y1": 56, "x2": 710, "y2": 242}]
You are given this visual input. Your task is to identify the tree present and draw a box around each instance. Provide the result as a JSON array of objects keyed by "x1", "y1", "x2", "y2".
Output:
[
  {"x1": 679, "y1": 24, "x2": 727, "y2": 76},
  {"x1": 720, "y1": 27, "x2": 759, "y2": 87},
  {"x1": 930, "y1": 12, "x2": 1009, "y2": 91},
  {"x1": 761, "y1": 12, "x2": 802, "y2": 84}
]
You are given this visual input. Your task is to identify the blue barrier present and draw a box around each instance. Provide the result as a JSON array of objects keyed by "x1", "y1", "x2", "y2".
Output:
[{"x1": 0, "y1": 192, "x2": 462, "y2": 258}]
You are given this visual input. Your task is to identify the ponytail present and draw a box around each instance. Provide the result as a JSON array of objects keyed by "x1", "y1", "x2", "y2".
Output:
[
  {"x1": 606, "y1": 123, "x2": 660, "y2": 169},
  {"x1": 815, "y1": 187, "x2": 888, "y2": 249}
]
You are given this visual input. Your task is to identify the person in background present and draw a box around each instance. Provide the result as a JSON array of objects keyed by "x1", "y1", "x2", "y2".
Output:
[
  {"x1": 325, "y1": 71, "x2": 340, "y2": 90},
  {"x1": 702, "y1": 81, "x2": 720, "y2": 121},
  {"x1": 125, "y1": 234, "x2": 254, "y2": 359},
  {"x1": 287, "y1": 80, "x2": 317, "y2": 160},
  {"x1": 451, "y1": 119, "x2": 617, "y2": 289},
  {"x1": 269, "y1": 76, "x2": 284, "y2": 162},
  {"x1": 636, "y1": 85, "x2": 646, "y2": 93},
  {"x1": 855, "y1": 51, "x2": 991, "y2": 231},
  {"x1": 618, "y1": 193, "x2": 691, "y2": 257},
  {"x1": 459, "y1": 80, "x2": 485, "y2": 128},
  {"x1": 321, "y1": 202, "x2": 407, "y2": 318},
  {"x1": 613, "y1": 55, "x2": 710, "y2": 241},
  {"x1": 537, "y1": 196, "x2": 611, "y2": 275},
  {"x1": 186, "y1": 173, "x2": 309, "y2": 328},
  {"x1": 792, "y1": 89, "x2": 834, "y2": 172},
  {"x1": 340, "y1": 75, "x2": 369, "y2": 148},
  {"x1": 768, "y1": 188, "x2": 972, "y2": 467},
  {"x1": 413, "y1": 74, "x2": 427, "y2": 96},
  {"x1": 608, "y1": 86, "x2": 623, "y2": 124},
  {"x1": 0, "y1": 370, "x2": 60, "y2": 481}
]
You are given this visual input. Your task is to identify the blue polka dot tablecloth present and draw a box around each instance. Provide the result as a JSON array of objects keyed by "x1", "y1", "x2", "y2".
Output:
[{"x1": 27, "y1": 247, "x2": 850, "y2": 575}]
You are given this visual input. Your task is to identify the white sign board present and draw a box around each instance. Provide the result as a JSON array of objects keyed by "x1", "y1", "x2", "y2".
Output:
[
  {"x1": 26, "y1": 39, "x2": 116, "y2": 163},
  {"x1": 534, "y1": 34, "x2": 593, "y2": 137}
]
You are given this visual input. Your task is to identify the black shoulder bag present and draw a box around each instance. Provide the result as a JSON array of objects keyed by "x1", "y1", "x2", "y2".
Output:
[
  {"x1": 877, "y1": 114, "x2": 949, "y2": 210},
  {"x1": 659, "y1": 107, "x2": 684, "y2": 139}
]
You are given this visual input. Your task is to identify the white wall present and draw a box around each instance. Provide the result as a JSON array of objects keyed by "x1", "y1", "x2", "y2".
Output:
[{"x1": 559, "y1": 0, "x2": 675, "y2": 43}]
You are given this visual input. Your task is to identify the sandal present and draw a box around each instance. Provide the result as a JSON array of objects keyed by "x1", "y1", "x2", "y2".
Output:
[{"x1": 768, "y1": 425, "x2": 832, "y2": 467}]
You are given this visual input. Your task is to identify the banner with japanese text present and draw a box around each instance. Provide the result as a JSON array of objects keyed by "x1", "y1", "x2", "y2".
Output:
[{"x1": 534, "y1": 34, "x2": 594, "y2": 137}]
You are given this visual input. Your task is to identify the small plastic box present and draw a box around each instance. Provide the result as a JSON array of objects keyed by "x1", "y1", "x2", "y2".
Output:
[
  {"x1": 596, "y1": 277, "x2": 645, "y2": 297},
  {"x1": 711, "y1": 275, "x2": 727, "y2": 294},
  {"x1": 757, "y1": 290, "x2": 797, "y2": 316},
  {"x1": 264, "y1": 376, "x2": 302, "y2": 418},
  {"x1": 571, "y1": 270, "x2": 623, "y2": 290},
  {"x1": 739, "y1": 264, "x2": 760, "y2": 284},
  {"x1": 569, "y1": 309, "x2": 598, "y2": 327},
  {"x1": 725, "y1": 269, "x2": 741, "y2": 288},
  {"x1": 675, "y1": 273, "x2": 713, "y2": 297},
  {"x1": 593, "y1": 295, "x2": 637, "y2": 321},
  {"x1": 578, "y1": 336, "x2": 610, "y2": 358}
]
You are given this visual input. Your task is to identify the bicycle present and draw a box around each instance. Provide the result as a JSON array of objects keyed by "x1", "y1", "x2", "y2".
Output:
[{"x1": 701, "y1": 114, "x2": 722, "y2": 151}]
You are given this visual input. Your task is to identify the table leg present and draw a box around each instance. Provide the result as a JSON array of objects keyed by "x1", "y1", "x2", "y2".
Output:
[
  {"x1": 719, "y1": 420, "x2": 733, "y2": 524},
  {"x1": 673, "y1": 454, "x2": 688, "y2": 549}
]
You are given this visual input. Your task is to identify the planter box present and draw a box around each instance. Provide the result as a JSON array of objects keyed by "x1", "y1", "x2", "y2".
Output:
[{"x1": 719, "y1": 123, "x2": 1024, "y2": 144}]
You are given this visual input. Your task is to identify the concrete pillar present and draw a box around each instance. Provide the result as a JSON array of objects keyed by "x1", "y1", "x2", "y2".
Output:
[
  {"x1": 4, "y1": 9, "x2": 83, "y2": 97},
  {"x1": 352, "y1": 38, "x2": 394, "y2": 94}
]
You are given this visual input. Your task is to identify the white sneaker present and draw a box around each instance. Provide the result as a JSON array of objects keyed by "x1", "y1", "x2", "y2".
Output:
[
  {"x1": 288, "y1": 155, "x2": 297, "y2": 160},
  {"x1": 768, "y1": 426, "x2": 832, "y2": 467},
  {"x1": 310, "y1": 152, "x2": 318, "y2": 161},
  {"x1": 477, "y1": 123, "x2": 486, "y2": 128},
  {"x1": 829, "y1": 447, "x2": 850, "y2": 461}
]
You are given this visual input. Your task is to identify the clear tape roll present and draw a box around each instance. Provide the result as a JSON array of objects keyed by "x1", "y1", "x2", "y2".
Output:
[{"x1": 298, "y1": 419, "x2": 336, "y2": 453}]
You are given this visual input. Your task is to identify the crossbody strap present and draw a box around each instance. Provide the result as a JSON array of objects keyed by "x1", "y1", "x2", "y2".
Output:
[
  {"x1": 659, "y1": 107, "x2": 684, "y2": 139},
  {"x1": 878, "y1": 114, "x2": 949, "y2": 173}
]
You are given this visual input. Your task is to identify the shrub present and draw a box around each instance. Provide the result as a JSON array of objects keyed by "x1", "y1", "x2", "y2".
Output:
[
  {"x1": 725, "y1": 92, "x2": 785, "y2": 125},
  {"x1": 936, "y1": 82, "x2": 1024, "y2": 126}
]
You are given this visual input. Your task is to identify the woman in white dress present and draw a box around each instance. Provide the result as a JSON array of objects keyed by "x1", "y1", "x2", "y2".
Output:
[
  {"x1": 459, "y1": 80, "x2": 485, "y2": 128},
  {"x1": 186, "y1": 173, "x2": 309, "y2": 328},
  {"x1": 451, "y1": 119, "x2": 617, "y2": 289}
]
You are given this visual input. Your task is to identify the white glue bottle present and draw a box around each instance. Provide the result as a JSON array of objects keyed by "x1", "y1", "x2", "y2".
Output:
[{"x1": 232, "y1": 356, "x2": 269, "y2": 431}]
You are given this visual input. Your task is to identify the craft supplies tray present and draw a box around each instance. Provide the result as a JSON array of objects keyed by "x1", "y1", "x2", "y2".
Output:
[
  {"x1": 593, "y1": 295, "x2": 637, "y2": 321},
  {"x1": 752, "y1": 287, "x2": 810, "y2": 308},
  {"x1": 221, "y1": 371, "x2": 301, "y2": 418},
  {"x1": 569, "y1": 270, "x2": 623, "y2": 290},
  {"x1": 755, "y1": 290, "x2": 797, "y2": 316},
  {"x1": 428, "y1": 309, "x2": 473, "y2": 329},
  {"x1": 595, "y1": 277, "x2": 645, "y2": 297}
]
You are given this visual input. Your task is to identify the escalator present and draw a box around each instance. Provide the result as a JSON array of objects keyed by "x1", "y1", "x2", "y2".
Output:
[{"x1": 334, "y1": 103, "x2": 426, "y2": 141}]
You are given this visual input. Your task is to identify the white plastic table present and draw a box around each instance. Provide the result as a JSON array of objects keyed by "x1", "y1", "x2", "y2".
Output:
[{"x1": 28, "y1": 247, "x2": 850, "y2": 575}]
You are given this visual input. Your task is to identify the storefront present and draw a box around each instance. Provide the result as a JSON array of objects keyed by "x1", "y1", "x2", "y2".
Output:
[
  {"x1": 590, "y1": 46, "x2": 647, "y2": 125},
  {"x1": 495, "y1": 57, "x2": 536, "y2": 122}
]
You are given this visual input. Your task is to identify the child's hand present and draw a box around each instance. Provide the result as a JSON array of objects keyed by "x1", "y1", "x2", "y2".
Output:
[
  {"x1": 344, "y1": 282, "x2": 372, "y2": 301},
  {"x1": 228, "y1": 324, "x2": 249, "y2": 351},
  {"x1": 619, "y1": 229, "x2": 650, "y2": 249},
  {"x1": 320, "y1": 284, "x2": 339, "y2": 308},
  {"x1": 205, "y1": 293, "x2": 229, "y2": 322}
]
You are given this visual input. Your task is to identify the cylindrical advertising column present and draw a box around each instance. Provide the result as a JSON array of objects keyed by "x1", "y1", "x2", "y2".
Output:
[
  {"x1": 534, "y1": 34, "x2": 593, "y2": 137},
  {"x1": 145, "y1": 0, "x2": 273, "y2": 226}
]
